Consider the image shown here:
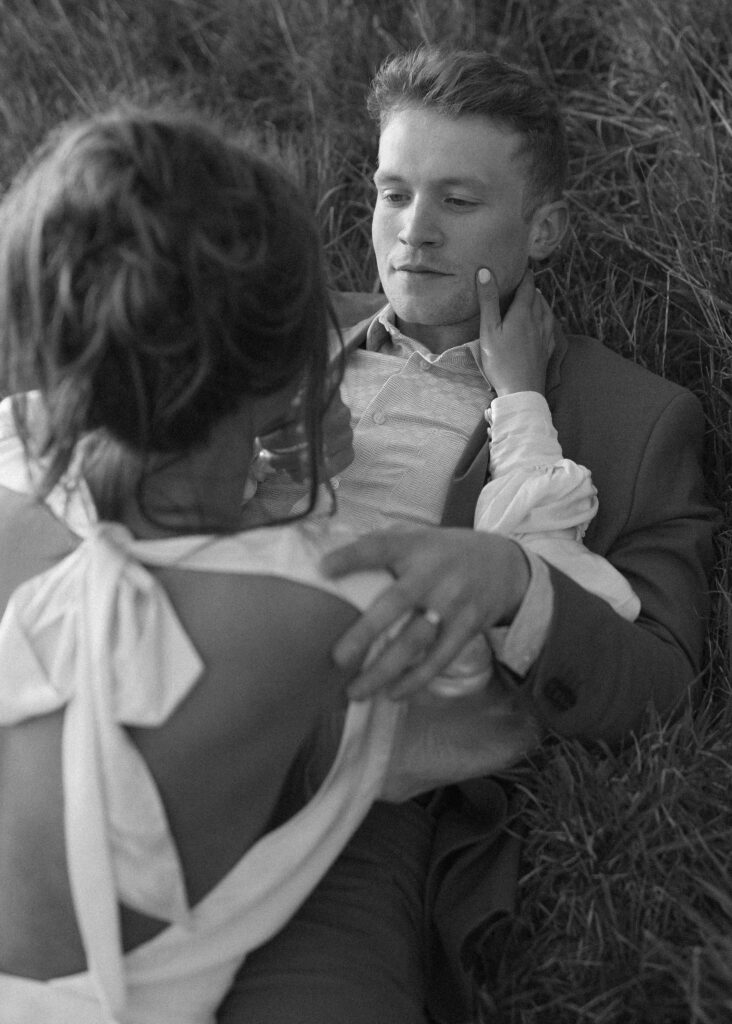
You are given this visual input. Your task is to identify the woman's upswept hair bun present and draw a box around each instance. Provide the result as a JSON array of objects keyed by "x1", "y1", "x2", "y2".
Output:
[{"x1": 0, "y1": 105, "x2": 332, "y2": 496}]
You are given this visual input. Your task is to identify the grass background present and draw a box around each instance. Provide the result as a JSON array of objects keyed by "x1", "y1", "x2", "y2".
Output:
[{"x1": 0, "y1": 0, "x2": 730, "y2": 1020}]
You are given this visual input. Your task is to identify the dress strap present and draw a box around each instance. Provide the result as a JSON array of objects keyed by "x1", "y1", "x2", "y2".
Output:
[{"x1": 0, "y1": 523, "x2": 203, "y2": 1017}]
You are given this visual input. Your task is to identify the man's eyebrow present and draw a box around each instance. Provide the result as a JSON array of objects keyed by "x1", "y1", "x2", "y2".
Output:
[
  {"x1": 372, "y1": 170, "x2": 402, "y2": 184},
  {"x1": 435, "y1": 176, "x2": 489, "y2": 191},
  {"x1": 372, "y1": 171, "x2": 490, "y2": 191}
]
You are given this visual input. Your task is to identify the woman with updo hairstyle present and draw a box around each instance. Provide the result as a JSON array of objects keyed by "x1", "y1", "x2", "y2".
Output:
[
  {"x1": 0, "y1": 104, "x2": 544, "y2": 1024},
  {"x1": 0, "y1": 106, "x2": 421, "y2": 1023},
  {"x1": 0, "y1": 107, "x2": 333, "y2": 525}
]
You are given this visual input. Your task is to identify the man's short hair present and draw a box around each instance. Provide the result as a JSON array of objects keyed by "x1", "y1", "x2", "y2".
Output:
[{"x1": 367, "y1": 46, "x2": 568, "y2": 212}]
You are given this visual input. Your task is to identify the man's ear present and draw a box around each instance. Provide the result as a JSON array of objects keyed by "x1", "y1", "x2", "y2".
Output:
[{"x1": 527, "y1": 199, "x2": 569, "y2": 260}]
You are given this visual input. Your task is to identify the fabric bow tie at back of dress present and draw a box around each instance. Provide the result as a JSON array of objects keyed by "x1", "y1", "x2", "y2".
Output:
[{"x1": 0, "y1": 523, "x2": 204, "y2": 1017}]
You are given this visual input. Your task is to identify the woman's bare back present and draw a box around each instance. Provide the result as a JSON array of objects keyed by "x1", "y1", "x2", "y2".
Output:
[{"x1": 0, "y1": 488, "x2": 360, "y2": 978}]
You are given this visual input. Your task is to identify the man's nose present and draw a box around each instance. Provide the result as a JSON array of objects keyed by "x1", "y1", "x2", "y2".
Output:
[{"x1": 397, "y1": 198, "x2": 442, "y2": 248}]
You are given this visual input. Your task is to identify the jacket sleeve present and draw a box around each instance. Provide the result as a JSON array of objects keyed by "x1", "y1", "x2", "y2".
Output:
[{"x1": 524, "y1": 389, "x2": 717, "y2": 743}]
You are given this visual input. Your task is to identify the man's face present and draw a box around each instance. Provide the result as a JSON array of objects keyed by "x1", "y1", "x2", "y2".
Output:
[{"x1": 372, "y1": 105, "x2": 536, "y2": 351}]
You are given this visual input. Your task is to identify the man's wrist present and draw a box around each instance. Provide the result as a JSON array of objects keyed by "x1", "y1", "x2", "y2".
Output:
[
  {"x1": 496, "y1": 538, "x2": 532, "y2": 625},
  {"x1": 489, "y1": 549, "x2": 553, "y2": 678}
]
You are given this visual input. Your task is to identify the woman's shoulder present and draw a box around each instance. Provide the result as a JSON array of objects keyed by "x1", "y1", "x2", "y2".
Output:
[
  {"x1": 153, "y1": 519, "x2": 385, "y2": 700},
  {"x1": 142, "y1": 517, "x2": 392, "y2": 615},
  {"x1": 0, "y1": 486, "x2": 79, "y2": 611}
]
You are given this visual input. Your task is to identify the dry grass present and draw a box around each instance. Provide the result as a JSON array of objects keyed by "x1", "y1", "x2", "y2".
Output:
[
  {"x1": 495, "y1": 693, "x2": 732, "y2": 1022},
  {"x1": 0, "y1": 0, "x2": 730, "y2": 1020}
]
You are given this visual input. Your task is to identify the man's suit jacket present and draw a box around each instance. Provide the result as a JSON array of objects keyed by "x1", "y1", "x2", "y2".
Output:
[
  {"x1": 330, "y1": 292, "x2": 716, "y2": 1023},
  {"x1": 331, "y1": 292, "x2": 716, "y2": 744}
]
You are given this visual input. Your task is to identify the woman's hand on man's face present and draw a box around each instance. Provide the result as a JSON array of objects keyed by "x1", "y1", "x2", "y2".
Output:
[{"x1": 476, "y1": 266, "x2": 555, "y2": 397}]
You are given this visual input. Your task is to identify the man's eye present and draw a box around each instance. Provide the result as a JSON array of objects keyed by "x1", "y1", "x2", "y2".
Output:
[
  {"x1": 381, "y1": 191, "x2": 408, "y2": 204},
  {"x1": 445, "y1": 196, "x2": 477, "y2": 208}
]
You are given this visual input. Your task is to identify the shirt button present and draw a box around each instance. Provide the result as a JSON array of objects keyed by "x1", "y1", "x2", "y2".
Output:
[
  {"x1": 331, "y1": 477, "x2": 340, "y2": 489},
  {"x1": 373, "y1": 412, "x2": 386, "y2": 424}
]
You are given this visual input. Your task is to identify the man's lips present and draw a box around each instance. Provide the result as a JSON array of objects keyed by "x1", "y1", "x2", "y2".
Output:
[{"x1": 393, "y1": 264, "x2": 451, "y2": 275}]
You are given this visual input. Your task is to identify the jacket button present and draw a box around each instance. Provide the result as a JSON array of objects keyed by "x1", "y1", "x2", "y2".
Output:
[{"x1": 542, "y1": 678, "x2": 577, "y2": 712}]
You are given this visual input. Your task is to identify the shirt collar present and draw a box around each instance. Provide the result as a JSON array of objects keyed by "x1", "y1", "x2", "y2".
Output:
[
  {"x1": 364, "y1": 304, "x2": 397, "y2": 351},
  {"x1": 365, "y1": 304, "x2": 489, "y2": 383}
]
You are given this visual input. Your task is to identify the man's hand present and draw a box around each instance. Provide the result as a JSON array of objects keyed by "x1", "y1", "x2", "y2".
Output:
[
  {"x1": 321, "y1": 527, "x2": 531, "y2": 700},
  {"x1": 477, "y1": 266, "x2": 554, "y2": 396}
]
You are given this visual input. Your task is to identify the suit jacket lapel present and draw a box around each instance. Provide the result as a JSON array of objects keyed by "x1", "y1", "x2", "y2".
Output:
[
  {"x1": 440, "y1": 324, "x2": 570, "y2": 528},
  {"x1": 330, "y1": 314, "x2": 377, "y2": 362}
]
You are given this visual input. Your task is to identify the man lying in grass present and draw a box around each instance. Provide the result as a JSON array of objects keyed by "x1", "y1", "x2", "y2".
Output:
[{"x1": 220, "y1": 46, "x2": 717, "y2": 1024}]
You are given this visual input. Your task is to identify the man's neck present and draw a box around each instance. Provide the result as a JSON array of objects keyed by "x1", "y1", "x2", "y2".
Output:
[{"x1": 394, "y1": 314, "x2": 480, "y2": 354}]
